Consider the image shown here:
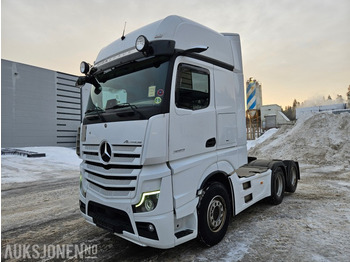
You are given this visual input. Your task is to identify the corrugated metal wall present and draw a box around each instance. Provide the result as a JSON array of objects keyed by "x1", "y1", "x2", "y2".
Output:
[
  {"x1": 1, "y1": 59, "x2": 81, "y2": 148},
  {"x1": 56, "y1": 72, "x2": 81, "y2": 146}
]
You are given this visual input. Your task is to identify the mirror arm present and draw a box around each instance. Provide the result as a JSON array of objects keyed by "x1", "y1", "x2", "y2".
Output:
[{"x1": 75, "y1": 75, "x2": 101, "y2": 95}]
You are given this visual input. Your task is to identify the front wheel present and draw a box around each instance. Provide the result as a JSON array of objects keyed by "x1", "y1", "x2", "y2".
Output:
[{"x1": 197, "y1": 182, "x2": 232, "y2": 246}]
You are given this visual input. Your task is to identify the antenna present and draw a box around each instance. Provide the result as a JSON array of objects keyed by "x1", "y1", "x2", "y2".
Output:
[{"x1": 121, "y1": 22, "x2": 127, "y2": 40}]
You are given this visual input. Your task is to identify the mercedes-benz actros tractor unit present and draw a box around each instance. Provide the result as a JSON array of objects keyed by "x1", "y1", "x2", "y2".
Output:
[{"x1": 76, "y1": 15, "x2": 300, "y2": 249}]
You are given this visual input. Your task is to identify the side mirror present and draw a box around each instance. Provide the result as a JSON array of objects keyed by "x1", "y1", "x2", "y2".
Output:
[
  {"x1": 75, "y1": 75, "x2": 101, "y2": 95},
  {"x1": 75, "y1": 76, "x2": 87, "y2": 88}
]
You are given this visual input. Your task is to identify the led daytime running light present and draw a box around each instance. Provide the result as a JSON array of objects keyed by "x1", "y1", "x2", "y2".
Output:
[{"x1": 136, "y1": 190, "x2": 160, "y2": 208}]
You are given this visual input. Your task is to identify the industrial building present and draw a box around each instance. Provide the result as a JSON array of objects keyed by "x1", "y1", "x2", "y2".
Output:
[
  {"x1": 245, "y1": 78, "x2": 291, "y2": 137},
  {"x1": 246, "y1": 78, "x2": 263, "y2": 139},
  {"x1": 260, "y1": 104, "x2": 291, "y2": 129},
  {"x1": 1, "y1": 59, "x2": 80, "y2": 148}
]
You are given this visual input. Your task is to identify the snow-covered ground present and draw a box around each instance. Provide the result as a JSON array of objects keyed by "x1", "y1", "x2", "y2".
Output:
[{"x1": 1, "y1": 147, "x2": 81, "y2": 184}]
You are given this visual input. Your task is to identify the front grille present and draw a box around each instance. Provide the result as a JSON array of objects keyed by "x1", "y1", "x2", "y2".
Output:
[
  {"x1": 81, "y1": 143, "x2": 142, "y2": 198},
  {"x1": 88, "y1": 201, "x2": 134, "y2": 234},
  {"x1": 82, "y1": 144, "x2": 142, "y2": 165}
]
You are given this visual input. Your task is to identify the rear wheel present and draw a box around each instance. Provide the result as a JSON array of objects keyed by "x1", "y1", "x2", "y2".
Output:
[
  {"x1": 285, "y1": 162, "x2": 298, "y2": 193},
  {"x1": 198, "y1": 182, "x2": 231, "y2": 246},
  {"x1": 269, "y1": 167, "x2": 285, "y2": 205}
]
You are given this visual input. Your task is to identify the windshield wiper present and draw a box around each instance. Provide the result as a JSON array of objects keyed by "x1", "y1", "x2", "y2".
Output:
[
  {"x1": 106, "y1": 103, "x2": 146, "y2": 119},
  {"x1": 105, "y1": 103, "x2": 132, "y2": 110},
  {"x1": 85, "y1": 106, "x2": 104, "y2": 114},
  {"x1": 85, "y1": 106, "x2": 106, "y2": 122}
]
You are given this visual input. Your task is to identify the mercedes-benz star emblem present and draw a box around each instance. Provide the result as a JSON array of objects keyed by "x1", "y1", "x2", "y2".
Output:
[{"x1": 100, "y1": 141, "x2": 112, "y2": 163}]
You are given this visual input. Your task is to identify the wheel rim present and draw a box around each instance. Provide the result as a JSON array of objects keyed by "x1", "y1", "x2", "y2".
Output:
[
  {"x1": 276, "y1": 174, "x2": 283, "y2": 197},
  {"x1": 207, "y1": 195, "x2": 226, "y2": 232}
]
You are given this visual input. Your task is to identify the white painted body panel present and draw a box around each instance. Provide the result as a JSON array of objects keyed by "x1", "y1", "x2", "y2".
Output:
[{"x1": 231, "y1": 170, "x2": 272, "y2": 214}]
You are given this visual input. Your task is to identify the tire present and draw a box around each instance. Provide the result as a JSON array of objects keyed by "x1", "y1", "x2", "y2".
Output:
[
  {"x1": 197, "y1": 182, "x2": 231, "y2": 247},
  {"x1": 285, "y1": 162, "x2": 298, "y2": 193},
  {"x1": 269, "y1": 167, "x2": 285, "y2": 205}
]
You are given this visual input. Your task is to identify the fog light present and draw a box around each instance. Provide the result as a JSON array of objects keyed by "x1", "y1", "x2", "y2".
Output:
[
  {"x1": 136, "y1": 222, "x2": 159, "y2": 240},
  {"x1": 148, "y1": 224, "x2": 155, "y2": 232}
]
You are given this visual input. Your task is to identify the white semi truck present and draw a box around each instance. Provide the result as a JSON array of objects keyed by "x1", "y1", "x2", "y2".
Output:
[{"x1": 76, "y1": 15, "x2": 300, "y2": 249}]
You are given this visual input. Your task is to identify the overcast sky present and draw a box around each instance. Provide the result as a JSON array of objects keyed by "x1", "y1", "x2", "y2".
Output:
[{"x1": 2, "y1": 0, "x2": 350, "y2": 107}]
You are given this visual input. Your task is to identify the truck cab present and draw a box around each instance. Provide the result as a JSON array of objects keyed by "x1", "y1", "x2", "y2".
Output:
[{"x1": 76, "y1": 15, "x2": 299, "y2": 249}]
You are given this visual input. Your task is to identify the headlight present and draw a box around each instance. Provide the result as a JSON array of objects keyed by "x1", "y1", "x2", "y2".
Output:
[{"x1": 134, "y1": 190, "x2": 160, "y2": 213}]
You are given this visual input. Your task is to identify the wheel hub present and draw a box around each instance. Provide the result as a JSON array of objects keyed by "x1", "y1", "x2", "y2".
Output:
[{"x1": 207, "y1": 196, "x2": 226, "y2": 232}]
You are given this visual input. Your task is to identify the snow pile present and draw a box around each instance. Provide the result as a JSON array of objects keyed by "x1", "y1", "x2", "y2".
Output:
[
  {"x1": 249, "y1": 112, "x2": 350, "y2": 166},
  {"x1": 1, "y1": 147, "x2": 81, "y2": 184},
  {"x1": 247, "y1": 128, "x2": 278, "y2": 150}
]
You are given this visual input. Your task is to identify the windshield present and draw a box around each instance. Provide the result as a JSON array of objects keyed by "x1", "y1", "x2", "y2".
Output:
[{"x1": 84, "y1": 56, "x2": 170, "y2": 123}]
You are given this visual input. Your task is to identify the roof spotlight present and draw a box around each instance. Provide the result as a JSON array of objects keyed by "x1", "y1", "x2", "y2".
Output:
[
  {"x1": 135, "y1": 35, "x2": 150, "y2": 53},
  {"x1": 80, "y1": 61, "x2": 91, "y2": 75}
]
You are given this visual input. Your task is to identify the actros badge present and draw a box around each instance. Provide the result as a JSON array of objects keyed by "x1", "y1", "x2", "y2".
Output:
[{"x1": 99, "y1": 141, "x2": 112, "y2": 163}]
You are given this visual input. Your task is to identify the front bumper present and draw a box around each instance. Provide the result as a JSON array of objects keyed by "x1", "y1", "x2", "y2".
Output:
[
  {"x1": 79, "y1": 171, "x2": 177, "y2": 249},
  {"x1": 80, "y1": 200, "x2": 175, "y2": 248}
]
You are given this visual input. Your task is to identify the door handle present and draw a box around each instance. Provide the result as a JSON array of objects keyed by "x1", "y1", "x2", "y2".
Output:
[{"x1": 206, "y1": 137, "x2": 216, "y2": 148}]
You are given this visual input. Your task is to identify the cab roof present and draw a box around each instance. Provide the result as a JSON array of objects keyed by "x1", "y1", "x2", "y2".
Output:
[{"x1": 95, "y1": 15, "x2": 240, "y2": 70}]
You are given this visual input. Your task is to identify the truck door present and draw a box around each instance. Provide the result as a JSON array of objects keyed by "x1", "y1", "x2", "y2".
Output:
[{"x1": 169, "y1": 58, "x2": 216, "y2": 161}]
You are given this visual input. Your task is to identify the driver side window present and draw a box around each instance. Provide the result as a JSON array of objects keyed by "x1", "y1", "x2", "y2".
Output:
[{"x1": 175, "y1": 64, "x2": 210, "y2": 110}]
